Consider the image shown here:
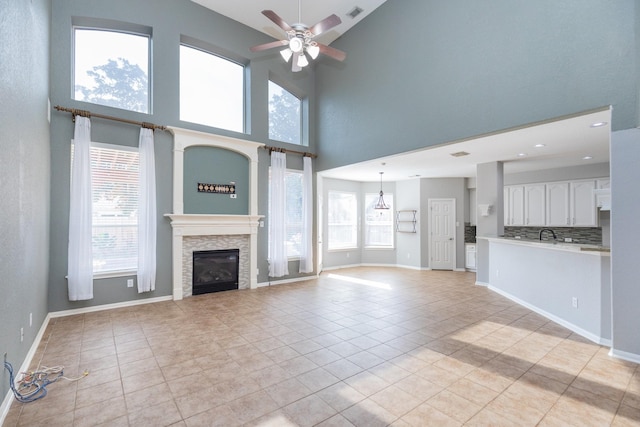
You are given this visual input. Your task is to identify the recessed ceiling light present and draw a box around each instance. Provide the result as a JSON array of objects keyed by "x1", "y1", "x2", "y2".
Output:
[
  {"x1": 534, "y1": 144, "x2": 546, "y2": 148},
  {"x1": 583, "y1": 156, "x2": 593, "y2": 160},
  {"x1": 590, "y1": 122, "x2": 607, "y2": 128},
  {"x1": 517, "y1": 153, "x2": 527, "y2": 157}
]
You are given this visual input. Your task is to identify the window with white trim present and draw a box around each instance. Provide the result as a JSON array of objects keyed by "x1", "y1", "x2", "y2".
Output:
[
  {"x1": 180, "y1": 44, "x2": 245, "y2": 133},
  {"x1": 364, "y1": 193, "x2": 394, "y2": 248},
  {"x1": 73, "y1": 143, "x2": 139, "y2": 274},
  {"x1": 268, "y1": 81, "x2": 302, "y2": 145},
  {"x1": 269, "y1": 169, "x2": 303, "y2": 258},
  {"x1": 327, "y1": 191, "x2": 358, "y2": 250},
  {"x1": 73, "y1": 26, "x2": 150, "y2": 113}
]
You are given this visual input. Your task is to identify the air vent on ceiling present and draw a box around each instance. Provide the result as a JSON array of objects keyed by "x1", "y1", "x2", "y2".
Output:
[
  {"x1": 450, "y1": 151, "x2": 470, "y2": 157},
  {"x1": 347, "y1": 6, "x2": 364, "y2": 19}
]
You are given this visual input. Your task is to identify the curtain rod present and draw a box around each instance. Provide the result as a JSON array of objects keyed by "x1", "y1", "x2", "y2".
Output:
[
  {"x1": 263, "y1": 145, "x2": 317, "y2": 158},
  {"x1": 54, "y1": 105, "x2": 168, "y2": 131}
]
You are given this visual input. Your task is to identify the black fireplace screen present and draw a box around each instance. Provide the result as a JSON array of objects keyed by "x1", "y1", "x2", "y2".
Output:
[{"x1": 192, "y1": 249, "x2": 239, "y2": 295}]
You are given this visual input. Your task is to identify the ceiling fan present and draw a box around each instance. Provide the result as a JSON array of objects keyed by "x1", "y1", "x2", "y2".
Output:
[{"x1": 249, "y1": 2, "x2": 347, "y2": 72}]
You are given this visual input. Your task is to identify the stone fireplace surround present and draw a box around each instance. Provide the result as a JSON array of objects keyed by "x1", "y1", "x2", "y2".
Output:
[{"x1": 165, "y1": 127, "x2": 264, "y2": 300}]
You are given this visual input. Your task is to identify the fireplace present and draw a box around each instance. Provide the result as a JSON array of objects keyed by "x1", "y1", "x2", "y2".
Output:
[
  {"x1": 165, "y1": 127, "x2": 264, "y2": 300},
  {"x1": 192, "y1": 249, "x2": 239, "y2": 295}
]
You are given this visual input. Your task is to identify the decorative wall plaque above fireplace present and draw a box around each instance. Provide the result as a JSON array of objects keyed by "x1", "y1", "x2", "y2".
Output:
[{"x1": 192, "y1": 249, "x2": 239, "y2": 295}]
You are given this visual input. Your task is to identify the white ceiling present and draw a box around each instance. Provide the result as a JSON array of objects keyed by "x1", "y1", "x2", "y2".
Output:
[
  {"x1": 319, "y1": 108, "x2": 611, "y2": 182},
  {"x1": 190, "y1": 0, "x2": 388, "y2": 46},
  {"x1": 190, "y1": 2, "x2": 611, "y2": 184}
]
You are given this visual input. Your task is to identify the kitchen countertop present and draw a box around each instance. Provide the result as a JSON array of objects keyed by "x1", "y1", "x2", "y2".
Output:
[{"x1": 477, "y1": 236, "x2": 610, "y2": 255}]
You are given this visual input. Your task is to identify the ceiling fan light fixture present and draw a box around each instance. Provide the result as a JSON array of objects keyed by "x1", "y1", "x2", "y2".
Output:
[
  {"x1": 289, "y1": 37, "x2": 304, "y2": 53},
  {"x1": 280, "y1": 48, "x2": 293, "y2": 62},
  {"x1": 307, "y1": 44, "x2": 320, "y2": 59},
  {"x1": 297, "y1": 53, "x2": 309, "y2": 67}
]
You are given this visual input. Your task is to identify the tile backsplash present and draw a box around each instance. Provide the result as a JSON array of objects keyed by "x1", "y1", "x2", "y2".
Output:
[
  {"x1": 503, "y1": 226, "x2": 602, "y2": 246},
  {"x1": 465, "y1": 225, "x2": 476, "y2": 243}
]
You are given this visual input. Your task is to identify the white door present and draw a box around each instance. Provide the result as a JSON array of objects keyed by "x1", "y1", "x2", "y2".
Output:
[{"x1": 429, "y1": 198, "x2": 456, "y2": 270}]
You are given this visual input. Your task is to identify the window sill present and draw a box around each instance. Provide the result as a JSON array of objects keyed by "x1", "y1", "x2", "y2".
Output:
[
  {"x1": 327, "y1": 248, "x2": 358, "y2": 252},
  {"x1": 93, "y1": 270, "x2": 137, "y2": 280},
  {"x1": 364, "y1": 246, "x2": 395, "y2": 250}
]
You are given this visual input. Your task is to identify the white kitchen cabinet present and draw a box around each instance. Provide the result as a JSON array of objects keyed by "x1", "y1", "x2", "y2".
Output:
[
  {"x1": 505, "y1": 186, "x2": 525, "y2": 226},
  {"x1": 570, "y1": 180, "x2": 597, "y2": 226},
  {"x1": 465, "y1": 244, "x2": 476, "y2": 271},
  {"x1": 546, "y1": 182, "x2": 570, "y2": 226},
  {"x1": 524, "y1": 184, "x2": 546, "y2": 226},
  {"x1": 597, "y1": 178, "x2": 610, "y2": 189}
]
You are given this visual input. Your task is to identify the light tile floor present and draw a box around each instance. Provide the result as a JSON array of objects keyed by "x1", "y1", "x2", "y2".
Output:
[{"x1": 4, "y1": 267, "x2": 640, "y2": 426}]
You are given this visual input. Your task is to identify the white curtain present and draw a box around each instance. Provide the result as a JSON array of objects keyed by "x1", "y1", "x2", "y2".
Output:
[
  {"x1": 68, "y1": 116, "x2": 94, "y2": 301},
  {"x1": 299, "y1": 156, "x2": 313, "y2": 273},
  {"x1": 137, "y1": 127, "x2": 156, "y2": 293},
  {"x1": 268, "y1": 151, "x2": 289, "y2": 277}
]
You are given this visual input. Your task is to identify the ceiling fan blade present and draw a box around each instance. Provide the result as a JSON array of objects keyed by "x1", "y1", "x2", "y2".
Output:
[
  {"x1": 317, "y1": 43, "x2": 347, "y2": 62},
  {"x1": 261, "y1": 10, "x2": 293, "y2": 32},
  {"x1": 309, "y1": 14, "x2": 342, "y2": 36},
  {"x1": 291, "y1": 52, "x2": 302, "y2": 72},
  {"x1": 250, "y1": 39, "x2": 289, "y2": 53}
]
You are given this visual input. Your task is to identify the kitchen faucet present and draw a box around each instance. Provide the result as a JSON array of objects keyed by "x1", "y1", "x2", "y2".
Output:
[{"x1": 539, "y1": 228, "x2": 557, "y2": 241}]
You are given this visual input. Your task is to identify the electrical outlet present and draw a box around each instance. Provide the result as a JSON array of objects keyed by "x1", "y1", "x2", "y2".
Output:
[
  {"x1": 565, "y1": 237, "x2": 573, "y2": 243},
  {"x1": 572, "y1": 297, "x2": 578, "y2": 308},
  {"x1": 127, "y1": 279, "x2": 134, "y2": 288},
  {"x1": 29, "y1": 312, "x2": 32, "y2": 327},
  {"x1": 20, "y1": 328, "x2": 24, "y2": 343},
  {"x1": 407, "y1": 253, "x2": 411, "y2": 259},
  {"x1": 496, "y1": 269, "x2": 500, "y2": 278},
  {"x1": 230, "y1": 194, "x2": 237, "y2": 199},
  {"x1": 256, "y1": 269, "x2": 259, "y2": 276}
]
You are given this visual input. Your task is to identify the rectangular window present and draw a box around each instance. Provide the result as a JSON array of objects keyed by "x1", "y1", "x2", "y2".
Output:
[
  {"x1": 180, "y1": 44, "x2": 245, "y2": 133},
  {"x1": 269, "y1": 169, "x2": 303, "y2": 258},
  {"x1": 73, "y1": 143, "x2": 139, "y2": 274},
  {"x1": 328, "y1": 191, "x2": 358, "y2": 250},
  {"x1": 365, "y1": 193, "x2": 394, "y2": 248},
  {"x1": 268, "y1": 81, "x2": 302, "y2": 145},
  {"x1": 73, "y1": 27, "x2": 150, "y2": 113}
]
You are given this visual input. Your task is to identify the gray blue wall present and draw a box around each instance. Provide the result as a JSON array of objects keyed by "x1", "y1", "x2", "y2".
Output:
[
  {"x1": 315, "y1": 0, "x2": 638, "y2": 172},
  {"x1": 610, "y1": 129, "x2": 640, "y2": 358},
  {"x1": 0, "y1": 0, "x2": 51, "y2": 403},
  {"x1": 183, "y1": 147, "x2": 249, "y2": 215},
  {"x1": 48, "y1": 0, "x2": 316, "y2": 311}
]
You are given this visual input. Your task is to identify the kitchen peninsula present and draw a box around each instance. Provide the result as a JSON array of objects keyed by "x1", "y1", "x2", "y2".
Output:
[{"x1": 478, "y1": 236, "x2": 611, "y2": 345}]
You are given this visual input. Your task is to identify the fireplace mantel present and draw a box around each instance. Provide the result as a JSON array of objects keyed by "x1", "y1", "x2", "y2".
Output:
[
  {"x1": 165, "y1": 127, "x2": 264, "y2": 300},
  {"x1": 164, "y1": 214, "x2": 263, "y2": 236}
]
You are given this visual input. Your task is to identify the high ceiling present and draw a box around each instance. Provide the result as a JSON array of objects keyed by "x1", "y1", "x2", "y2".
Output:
[
  {"x1": 191, "y1": 2, "x2": 611, "y2": 183},
  {"x1": 191, "y1": 0, "x2": 388, "y2": 45}
]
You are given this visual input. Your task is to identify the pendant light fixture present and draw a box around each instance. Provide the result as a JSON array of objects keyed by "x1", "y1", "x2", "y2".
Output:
[{"x1": 374, "y1": 172, "x2": 390, "y2": 210}]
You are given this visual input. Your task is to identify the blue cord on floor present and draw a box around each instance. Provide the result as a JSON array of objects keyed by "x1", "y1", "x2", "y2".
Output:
[{"x1": 3, "y1": 361, "x2": 62, "y2": 403}]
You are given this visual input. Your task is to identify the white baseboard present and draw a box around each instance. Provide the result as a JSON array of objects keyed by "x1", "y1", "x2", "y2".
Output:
[
  {"x1": 320, "y1": 264, "x2": 362, "y2": 271},
  {"x1": 257, "y1": 274, "x2": 318, "y2": 288},
  {"x1": 609, "y1": 348, "x2": 640, "y2": 364},
  {"x1": 475, "y1": 280, "x2": 489, "y2": 287},
  {"x1": 48, "y1": 295, "x2": 173, "y2": 318},
  {"x1": 1, "y1": 311, "x2": 52, "y2": 426},
  {"x1": 1, "y1": 294, "x2": 173, "y2": 425},
  {"x1": 488, "y1": 285, "x2": 611, "y2": 346}
]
